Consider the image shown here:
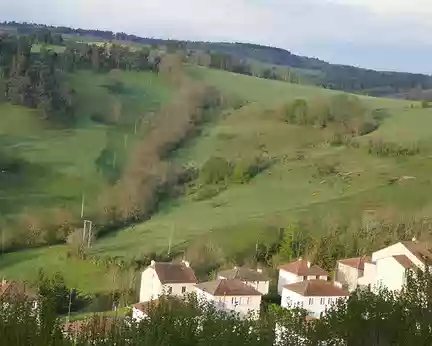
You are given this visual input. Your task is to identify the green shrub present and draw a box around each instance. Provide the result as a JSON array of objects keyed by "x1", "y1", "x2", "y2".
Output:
[{"x1": 199, "y1": 156, "x2": 232, "y2": 184}]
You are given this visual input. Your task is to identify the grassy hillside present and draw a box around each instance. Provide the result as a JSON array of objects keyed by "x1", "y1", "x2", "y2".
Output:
[
  {"x1": 0, "y1": 70, "x2": 171, "y2": 228},
  {"x1": 1, "y1": 67, "x2": 432, "y2": 293}
]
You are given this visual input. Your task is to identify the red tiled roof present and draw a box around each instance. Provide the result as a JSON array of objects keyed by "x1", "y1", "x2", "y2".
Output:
[
  {"x1": 218, "y1": 267, "x2": 269, "y2": 282},
  {"x1": 195, "y1": 279, "x2": 262, "y2": 296},
  {"x1": 134, "y1": 300, "x2": 159, "y2": 314},
  {"x1": 278, "y1": 259, "x2": 328, "y2": 277},
  {"x1": 393, "y1": 255, "x2": 416, "y2": 269},
  {"x1": 0, "y1": 281, "x2": 38, "y2": 299},
  {"x1": 401, "y1": 241, "x2": 432, "y2": 266},
  {"x1": 153, "y1": 262, "x2": 197, "y2": 284},
  {"x1": 338, "y1": 256, "x2": 371, "y2": 271},
  {"x1": 283, "y1": 280, "x2": 349, "y2": 297}
]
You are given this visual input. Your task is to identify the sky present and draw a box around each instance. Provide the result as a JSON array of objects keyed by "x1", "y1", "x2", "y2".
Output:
[{"x1": 1, "y1": 0, "x2": 432, "y2": 74}]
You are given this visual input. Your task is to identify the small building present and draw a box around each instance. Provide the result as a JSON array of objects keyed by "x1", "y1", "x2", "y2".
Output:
[
  {"x1": 194, "y1": 279, "x2": 262, "y2": 318},
  {"x1": 0, "y1": 280, "x2": 38, "y2": 308},
  {"x1": 358, "y1": 239, "x2": 432, "y2": 292},
  {"x1": 281, "y1": 280, "x2": 349, "y2": 319},
  {"x1": 217, "y1": 267, "x2": 270, "y2": 295},
  {"x1": 133, "y1": 300, "x2": 158, "y2": 322},
  {"x1": 139, "y1": 260, "x2": 197, "y2": 302},
  {"x1": 335, "y1": 256, "x2": 371, "y2": 292},
  {"x1": 277, "y1": 259, "x2": 328, "y2": 295}
]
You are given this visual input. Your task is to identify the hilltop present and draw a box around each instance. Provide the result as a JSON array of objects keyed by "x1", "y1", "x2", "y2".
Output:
[{"x1": 2, "y1": 21, "x2": 432, "y2": 98}]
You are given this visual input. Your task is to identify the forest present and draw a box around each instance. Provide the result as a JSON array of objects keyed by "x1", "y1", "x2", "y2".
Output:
[{"x1": 2, "y1": 21, "x2": 432, "y2": 97}]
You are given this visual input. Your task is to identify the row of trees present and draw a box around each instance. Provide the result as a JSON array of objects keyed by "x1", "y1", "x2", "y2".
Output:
[
  {"x1": 0, "y1": 34, "x2": 75, "y2": 124},
  {"x1": 97, "y1": 57, "x2": 225, "y2": 227},
  {"x1": 1, "y1": 268, "x2": 432, "y2": 345},
  {"x1": 281, "y1": 94, "x2": 379, "y2": 137}
]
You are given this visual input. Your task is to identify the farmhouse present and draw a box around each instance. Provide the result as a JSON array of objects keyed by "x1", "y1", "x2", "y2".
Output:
[
  {"x1": 217, "y1": 267, "x2": 270, "y2": 295},
  {"x1": 335, "y1": 256, "x2": 371, "y2": 292},
  {"x1": 281, "y1": 280, "x2": 349, "y2": 319},
  {"x1": 356, "y1": 239, "x2": 432, "y2": 292},
  {"x1": 139, "y1": 260, "x2": 197, "y2": 302},
  {"x1": 195, "y1": 279, "x2": 262, "y2": 318},
  {"x1": 277, "y1": 258, "x2": 328, "y2": 294}
]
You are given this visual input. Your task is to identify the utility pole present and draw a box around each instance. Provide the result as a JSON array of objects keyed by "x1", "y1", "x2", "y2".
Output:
[
  {"x1": 113, "y1": 152, "x2": 117, "y2": 169},
  {"x1": 80, "y1": 193, "x2": 85, "y2": 219},
  {"x1": 167, "y1": 225, "x2": 174, "y2": 256},
  {"x1": 67, "y1": 288, "x2": 73, "y2": 324},
  {"x1": 124, "y1": 134, "x2": 128, "y2": 148}
]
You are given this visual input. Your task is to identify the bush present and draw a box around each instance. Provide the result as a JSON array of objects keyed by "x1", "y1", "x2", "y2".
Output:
[
  {"x1": 367, "y1": 140, "x2": 420, "y2": 157},
  {"x1": 232, "y1": 156, "x2": 271, "y2": 184},
  {"x1": 199, "y1": 157, "x2": 232, "y2": 185}
]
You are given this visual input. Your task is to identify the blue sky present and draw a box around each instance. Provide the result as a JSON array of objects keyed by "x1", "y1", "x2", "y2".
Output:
[{"x1": 1, "y1": 0, "x2": 431, "y2": 74}]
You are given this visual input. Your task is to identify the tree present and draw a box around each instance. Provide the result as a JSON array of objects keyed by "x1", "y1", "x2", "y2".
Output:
[{"x1": 199, "y1": 157, "x2": 232, "y2": 185}]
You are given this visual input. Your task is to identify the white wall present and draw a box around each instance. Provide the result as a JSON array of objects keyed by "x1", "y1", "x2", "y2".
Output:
[
  {"x1": 375, "y1": 257, "x2": 406, "y2": 292},
  {"x1": 281, "y1": 288, "x2": 347, "y2": 318},
  {"x1": 372, "y1": 242, "x2": 423, "y2": 269},
  {"x1": 277, "y1": 270, "x2": 302, "y2": 295},
  {"x1": 337, "y1": 263, "x2": 361, "y2": 292},
  {"x1": 358, "y1": 262, "x2": 376, "y2": 288},
  {"x1": 195, "y1": 288, "x2": 261, "y2": 318},
  {"x1": 139, "y1": 268, "x2": 162, "y2": 302},
  {"x1": 132, "y1": 307, "x2": 148, "y2": 323},
  {"x1": 139, "y1": 267, "x2": 195, "y2": 302}
]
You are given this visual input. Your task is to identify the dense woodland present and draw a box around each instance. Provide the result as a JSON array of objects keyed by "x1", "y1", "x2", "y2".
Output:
[
  {"x1": 1, "y1": 268, "x2": 432, "y2": 345},
  {"x1": 2, "y1": 21, "x2": 432, "y2": 97}
]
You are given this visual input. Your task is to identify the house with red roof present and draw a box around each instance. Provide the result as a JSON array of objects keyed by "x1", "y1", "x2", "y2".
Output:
[
  {"x1": 356, "y1": 238, "x2": 432, "y2": 292},
  {"x1": 194, "y1": 279, "x2": 262, "y2": 318},
  {"x1": 277, "y1": 258, "x2": 328, "y2": 295},
  {"x1": 335, "y1": 256, "x2": 371, "y2": 292},
  {"x1": 281, "y1": 280, "x2": 349, "y2": 319},
  {"x1": 139, "y1": 260, "x2": 197, "y2": 302}
]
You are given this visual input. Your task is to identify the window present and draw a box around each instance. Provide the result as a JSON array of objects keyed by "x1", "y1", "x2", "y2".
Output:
[
  {"x1": 232, "y1": 297, "x2": 240, "y2": 306},
  {"x1": 320, "y1": 298, "x2": 325, "y2": 305},
  {"x1": 246, "y1": 297, "x2": 251, "y2": 305},
  {"x1": 167, "y1": 286, "x2": 173, "y2": 294},
  {"x1": 303, "y1": 276, "x2": 307, "y2": 281},
  {"x1": 299, "y1": 301, "x2": 304, "y2": 308},
  {"x1": 181, "y1": 286, "x2": 186, "y2": 294},
  {"x1": 328, "y1": 298, "x2": 332, "y2": 305},
  {"x1": 308, "y1": 298, "x2": 314, "y2": 305}
]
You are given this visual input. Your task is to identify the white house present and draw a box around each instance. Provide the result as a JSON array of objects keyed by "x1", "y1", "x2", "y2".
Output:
[
  {"x1": 217, "y1": 267, "x2": 270, "y2": 295},
  {"x1": 277, "y1": 259, "x2": 328, "y2": 295},
  {"x1": 139, "y1": 260, "x2": 197, "y2": 302},
  {"x1": 356, "y1": 239, "x2": 432, "y2": 292},
  {"x1": 194, "y1": 279, "x2": 262, "y2": 318},
  {"x1": 281, "y1": 280, "x2": 349, "y2": 319},
  {"x1": 335, "y1": 256, "x2": 371, "y2": 292}
]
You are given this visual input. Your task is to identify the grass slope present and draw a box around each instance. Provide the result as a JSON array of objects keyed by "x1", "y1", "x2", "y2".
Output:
[
  {"x1": 2, "y1": 68, "x2": 432, "y2": 293},
  {"x1": 0, "y1": 70, "x2": 171, "y2": 227}
]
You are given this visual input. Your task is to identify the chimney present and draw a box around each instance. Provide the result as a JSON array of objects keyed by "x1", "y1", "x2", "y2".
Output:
[
  {"x1": 150, "y1": 260, "x2": 156, "y2": 267},
  {"x1": 333, "y1": 281, "x2": 343, "y2": 289},
  {"x1": 256, "y1": 268, "x2": 262, "y2": 273},
  {"x1": 307, "y1": 261, "x2": 311, "y2": 268},
  {"x1": 412, "y1": 237, "x2": 417, "y2": 242},
  {"x1": 182, "y1": 260, "x2": 190, "y2": 268}
]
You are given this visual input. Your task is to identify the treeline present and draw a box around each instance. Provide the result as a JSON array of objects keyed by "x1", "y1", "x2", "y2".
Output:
[
  {"x1": 1, "y1": 269, "x2": 432, "y2": 345},
  {"x1": 0, "y1": 35, "x2": 75, "y2": 124},
  {"x1": 0, "y1": 33, "x2": 159, "y2": 125},
  {"x1": 3, "y1": 21, "x2": 432, "y2": 96},
  {"x1": 96, "y1": 57, "x2": 225, "y2": 228}
]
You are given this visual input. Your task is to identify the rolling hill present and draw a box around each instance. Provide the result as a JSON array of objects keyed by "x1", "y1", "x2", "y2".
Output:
[{"x1": 1, "y1": 66, "x2": 431, "y2": 293}]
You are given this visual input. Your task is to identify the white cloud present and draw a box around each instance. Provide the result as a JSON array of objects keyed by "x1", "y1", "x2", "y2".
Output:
[{"x1": 1, "y1": 0, "x2": 431, "y2": 73}]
